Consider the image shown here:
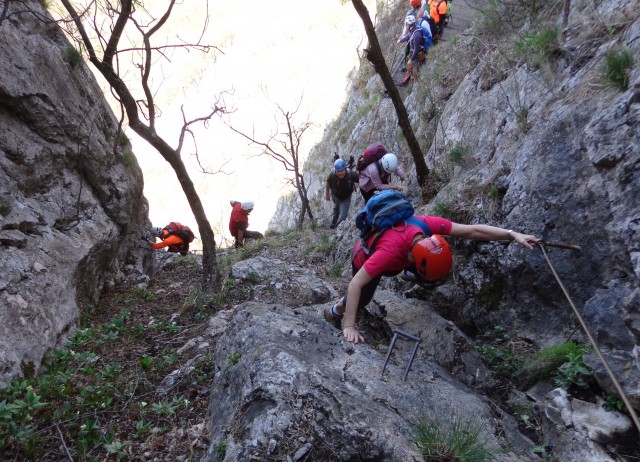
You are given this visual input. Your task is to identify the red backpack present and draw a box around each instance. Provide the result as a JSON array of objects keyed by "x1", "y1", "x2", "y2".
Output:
[
  {"x1": 163, "y1": 222, "x2": 195, "y2": 254},
  {"x1": 356, "y1": 143, "x2": 387, "y2": 172}
]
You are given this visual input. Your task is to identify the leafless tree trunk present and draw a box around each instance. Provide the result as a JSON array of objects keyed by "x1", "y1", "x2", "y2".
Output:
[
  {"x1": 225, "y1": 101, "x2": 314, "y2": 230},
  {"x1": 57, "y1": 0, "x2": 224, "y2": 291},
  {"x1": 349, "y1": 0, "x2": 430, "y2": 198}
]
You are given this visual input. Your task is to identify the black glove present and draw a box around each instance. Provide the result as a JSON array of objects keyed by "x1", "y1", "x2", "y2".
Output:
[
  {"x1": 348, "y1": 155, "x2": 355, "y2": 167},
  {"x1": 333, "y1": 153, "x2": 339, "y2": 161}
]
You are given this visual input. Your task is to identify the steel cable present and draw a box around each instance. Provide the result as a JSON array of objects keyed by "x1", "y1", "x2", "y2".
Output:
[{"x1": 539, "y1": 243, "x2": 640, "y2": 435}]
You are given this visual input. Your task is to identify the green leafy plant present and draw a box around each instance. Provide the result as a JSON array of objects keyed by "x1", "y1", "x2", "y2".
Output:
[
  {"x1": 329, "y1": 262, "x2": 344, "y2": 278},
  {"x1": 64, "y1": 46, "x2": 82, "y2": 67},
  {"x1": 478, "y1": 325, "x2": 527, "y2": 376},
  {"x1": 604, "y1": 48, "x2": 633, "y2": 91},
  {"x1": 226, "y1": 351, "x2": 242, "y2": 370},
  {"x1": 604, "y1": 394, "x2": 625, "y2": 412},
  {"x1": 139, "y1": 355, "x2": 153, "y2": 371},
  {"x1": 553, "y1": 349, "x2": 592, "y2": 390},
  {"x1": 477, "y1": 345, "x2": 523, "y2": 376},
  {"x1": 135, "y1": 419, "x2": 153, "y2": 437},
  {"x1": 532, "y1": 443, "x2": 553, "y2": 459},
  {"x1": 514, "y1": 27, "x2": 559, "y2": 69},
  {"x1": 414, "y1": 415, "x2": 493, "y2": 462},
  {"x1": 432, "y1": 200, "x2": 452, "y2": 218},
  {"x1": 122, "y1": 149, "x2": 138, "y2": 169},
  {"x1": 0, "y1": 197, "x2": 11, "y2": 216},
  {"x1": 216, "y1": 439, "x2": 228, "y2": 458},
  {"x1": 151, "y1": 400, "x2": 178, "y2": 415},
  {"x1": 448, "y1": 144, "x2": 469, "y2": 165}
]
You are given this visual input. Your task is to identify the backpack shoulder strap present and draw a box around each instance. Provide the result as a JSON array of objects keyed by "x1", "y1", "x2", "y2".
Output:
[
  {"x1": 406, "y1": 216, "x2": 432, "y2": 236},
  {"x1": 360, "y1": 229, "x2": 384, "y2": 257}
]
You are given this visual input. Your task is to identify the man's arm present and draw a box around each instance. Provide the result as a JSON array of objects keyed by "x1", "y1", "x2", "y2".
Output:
[
  {"x1": 325, "y1": 177, "x2": 331, "y2": 201},
  {"x1": 450, "y1": 223, "x2": 538, "y2": 249},
  {"x1": 342, "y1": 267, "x2": 373, "y2": 343},
  {"x1": 151, "y1": 234, "x2": 182, "y2": 250}
]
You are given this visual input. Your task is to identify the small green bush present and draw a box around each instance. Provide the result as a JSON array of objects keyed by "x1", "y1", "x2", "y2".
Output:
[
  {"x1": 329, "y1": 263, "x2": 344, "y2": 278},
  {"x1": 216, "y1": 439, "x2": 228, "y2": 458},
  {"x1": 604, "y1": 394, "x2": 625, "y2": 412},
  {"x1": 0, "y1": 196, "x2": 11, "y2": 216},
  {"x1": 432, "y1": 200, "x2": 452, "y2": 218},
  {"x1": 64, "y1": 46, "x2": 82, "y2": 68},
  {"x1": 122, "y1": 148, "x2": 138, "y2": 169},
  {"x1": 554, "y1": 348, "x2": 593, "y2": 390},
  {"x1": 514, "y1": 27, "x2": 560, "y2": 68},
  {"x1": 414, "y1": 415, "x2": 493, "y2": 462},
  {"x1": 226, "y1": 351, "x2": 242, "y2": 370},
  {"x1": 448, "y1": 144, "x2": 469, "y2": 165},
  {"x1": 604, "y1": 48, "x2": 633, "y2": 91}
]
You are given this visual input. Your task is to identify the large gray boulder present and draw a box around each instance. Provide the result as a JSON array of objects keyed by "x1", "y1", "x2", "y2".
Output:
[{"x1": 0, "y1": 2, "x2": 151, "y2": 386}]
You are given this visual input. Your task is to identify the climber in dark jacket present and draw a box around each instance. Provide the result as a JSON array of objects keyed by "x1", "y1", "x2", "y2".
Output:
[{"x1": 325, "y1": 159, "x2": 359, "y2": 229}]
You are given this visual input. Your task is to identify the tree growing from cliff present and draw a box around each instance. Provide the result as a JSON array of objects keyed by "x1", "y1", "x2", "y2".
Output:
[
  {"x1": 347, "y1": 0, "x2": 431, "y2": 197},
  {"x1": 224, "y1": 100, "x2": 314, "y2": 229},
  {"x1": 57, "y1": 0, "x2": 223, "y2": 290}
]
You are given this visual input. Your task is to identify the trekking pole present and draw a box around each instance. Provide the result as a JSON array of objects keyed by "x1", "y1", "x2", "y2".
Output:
[{"x1": 539, "y1": 243, "x2": 640, "y2": 435}]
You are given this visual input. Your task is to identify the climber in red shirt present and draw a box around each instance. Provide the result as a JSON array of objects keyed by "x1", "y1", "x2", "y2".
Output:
[{"x1": 229, "y1": 200, "x2": 264, "y2": 248}]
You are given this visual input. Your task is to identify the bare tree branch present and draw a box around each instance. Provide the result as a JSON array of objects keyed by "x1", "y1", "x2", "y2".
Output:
[
  {"x1": 223, "y1": 98, "x2": 314, "y2": 229},
  {"x1": 349, "y1": 0, "x2": 431, "y2": 198},
  {"x1": 55, "y1": 0, "x2": 228, "y2": 291}
]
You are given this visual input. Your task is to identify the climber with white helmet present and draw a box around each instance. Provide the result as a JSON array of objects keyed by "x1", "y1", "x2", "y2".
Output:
[
  {"x1": 397, "y1": 13, "x2": 432, "y2": 87},
  {"x1": 358, "y1": 152, "x2": 405, "y2": 204},
  {"x1": 325, "y1": 158, "x2": 359, "y2": 229},
  {"x1": 229, "y1": 200, "x2": 264, "y2": 248}
]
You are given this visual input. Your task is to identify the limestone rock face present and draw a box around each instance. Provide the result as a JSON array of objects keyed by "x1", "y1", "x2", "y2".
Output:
[
  {"x1": 204, "y1": 300, "x2": 533, "y2": 462},
  {"x1": 0, "y1": 3, "x2": 151, "y2": 386},
  {"x1": 270, "y1": 0, "x2": 640, "y2": 408}
]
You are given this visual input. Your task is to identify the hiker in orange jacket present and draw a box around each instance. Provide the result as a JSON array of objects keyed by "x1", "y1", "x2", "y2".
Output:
[
  {"x1": 149, "y1": 224, "x2": 192, "y2": 256},
  {"x1": 229, "y1": 200, "x2": 264, "y2": 248},
  {"x1": 427, "y1": 0, "x2": 448, "y2": 42}
]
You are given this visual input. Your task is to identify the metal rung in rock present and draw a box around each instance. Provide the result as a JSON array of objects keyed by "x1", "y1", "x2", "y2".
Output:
[{"x1": 381, "y1": 329, "x2": 421, "y2": 381}]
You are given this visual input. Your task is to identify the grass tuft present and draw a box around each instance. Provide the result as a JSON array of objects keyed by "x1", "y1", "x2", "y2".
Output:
[
  {"x1": 604, "y1": 48, "x2": 633, "y2": 91},
  {"x1": 414, "y1": 415, "x2": 493, "y2": 462}
]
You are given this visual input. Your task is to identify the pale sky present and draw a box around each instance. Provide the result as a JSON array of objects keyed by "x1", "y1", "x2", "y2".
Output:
[
  {"x1": 89, "y1": 0, "x2": 379, "y2": 250},
  {"x1": 52, "y1": 0, "x2": 375, "y2": 249}
]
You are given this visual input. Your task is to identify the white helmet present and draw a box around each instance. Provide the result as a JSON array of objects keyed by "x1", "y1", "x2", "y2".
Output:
[
  {"x1": 241, "y1": 201, "x2": 254, "y2": 211},
  {"x1": 380, "y1": 153, "x2": 398, "y2": 173},
  {"x1": 150, "y1": 226, "x2": 163, "y2": 237},
  {"x1": 405, "y1": 14, "x2": 416, "y2": 26}
]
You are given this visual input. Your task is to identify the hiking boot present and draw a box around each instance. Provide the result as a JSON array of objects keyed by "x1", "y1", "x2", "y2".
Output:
[{"x1": 324, "y1": 305, "x2": 343, "y2": 330}]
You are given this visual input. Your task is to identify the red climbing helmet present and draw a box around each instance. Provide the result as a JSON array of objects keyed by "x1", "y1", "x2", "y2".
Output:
[
  {"x1": 411, "y1": 235, "x2": 453, "y2": 281},
  {"x1": 410, "y1": 0, "x2": 422, "y2": 8}
]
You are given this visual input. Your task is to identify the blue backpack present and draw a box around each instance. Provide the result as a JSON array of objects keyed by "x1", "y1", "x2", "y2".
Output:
[
  {"x1": 355, "y1": 190, "x2": 415, "y2": 237},
  {"x1": 353, "y1": 190, "x2": 431, "y2": 265}
]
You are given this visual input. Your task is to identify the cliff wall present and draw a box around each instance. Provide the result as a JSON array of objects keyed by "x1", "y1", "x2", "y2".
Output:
[{"x1": 0, "y1": 1, "x2": 151, "y2": 386}]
